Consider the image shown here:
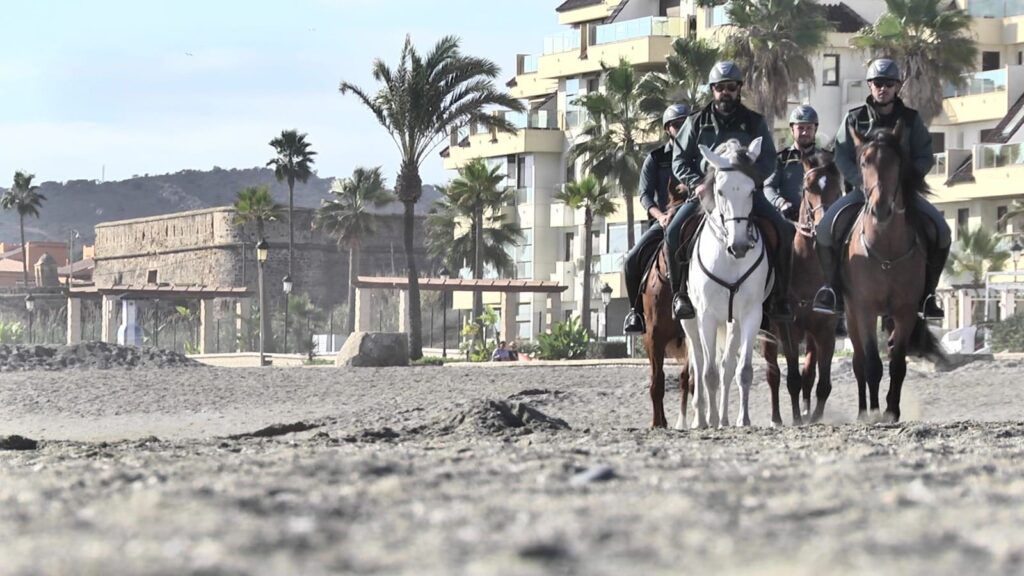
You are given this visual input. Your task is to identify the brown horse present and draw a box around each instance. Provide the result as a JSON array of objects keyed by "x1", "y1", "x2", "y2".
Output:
[
  {"x1": 844, "y1": 128, "x2": 944, "y2": 422},
  {"x1": 643, "y1": 196, "x2": 691, "y2": 429},
  {"x1": 763, "y1": 150, "x2": 842, "y2": 426}
]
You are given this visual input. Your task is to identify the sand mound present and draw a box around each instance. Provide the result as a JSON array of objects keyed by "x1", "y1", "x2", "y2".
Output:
[
  {"x1": 0, "y1": 342, "x2": 200, "y2": 371},
  {"x1": 437, "y1": 399, "x2": 570, "y2": 435}
]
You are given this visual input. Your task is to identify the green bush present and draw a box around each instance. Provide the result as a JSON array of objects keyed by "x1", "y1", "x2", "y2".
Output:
[
  {"x1": 536, "y1": 316, "x2": 590, "y2": 360},
  {"x1": 586, "y1": 341, "x2": 628, "y2": 359},
  {"x1": 991, "y1": 313, "x2": 1024, "y2": 352},
  {"x1": 0, "y1": 321, "x2": 24, "y2": 344},
  {"x1": 413, "y1": 356, "x2": 445, "y2": 366}
]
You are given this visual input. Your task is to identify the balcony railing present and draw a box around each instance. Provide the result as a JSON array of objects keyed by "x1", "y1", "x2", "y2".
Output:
[
  {"x1": 708, "y1": 3, "x2": 732, "y2": 27},
  {"x1": 543, "y1": 30, "x2": 581, "y2": 54},
  {"x1": 503, "y1": 110, "x2": 558, "y2": 130},
  {"x1": 975, "y1": 143, "x2": 1024, "y2": 169},
  {"x1": 943, "y1": 69, "x2": 1008, "y2": 98},
  {"x1": 968, "y1": 0, "x2": 1024, "y2": 18},
  {"x1": 593, "y1": 16, "x2": 680, "y2": 45},
  {"x1": 516, "y1": 187, "x2": 534, "y2": 205},
  {"x1": 599, "y1": 252, "x2": 625, "y2": 274},
  {"x1": 522, "y1": 54, "x2": 539, "y2": 74},
  {"x1": 929, "y1": 152, "x2": 947, "y2": 176}
]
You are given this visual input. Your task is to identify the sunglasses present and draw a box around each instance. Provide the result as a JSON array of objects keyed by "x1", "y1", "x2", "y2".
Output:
[
  {"x1": 713, "y1": 82, "x2": 740, "y2": 93},
  {"x1": 667, "y1": 119, "x2": 685, "y2": 130},
  {"x1": 870, "y1": 79, "x2": 897, "y2": 89}
]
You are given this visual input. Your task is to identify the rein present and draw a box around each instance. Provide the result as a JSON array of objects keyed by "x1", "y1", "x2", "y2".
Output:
[
  {"x1": 695, "y1": 215, "x2": 765, "y2": 323},
  {"x1": 855, "y1": 207, "x2": 920, "y2": 271},
  {"x1": 796, "y1": 166, "x2": 834, "y2": 239}
]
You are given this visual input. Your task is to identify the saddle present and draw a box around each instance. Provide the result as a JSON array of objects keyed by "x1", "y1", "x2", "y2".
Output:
[
  {"x1": 833, "y1": 201, "x2": 936, "y2": 250},
  {"x1": 637, "y1": 236, "x2": 666, "y2": 291}
]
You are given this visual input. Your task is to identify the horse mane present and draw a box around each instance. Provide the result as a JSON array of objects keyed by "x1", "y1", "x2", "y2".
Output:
[
  {"x1": 805, "y1": 148, "x2": 836, "y2": 172},
  {"x1": 699, "y1": 139, "x2": 761, "y2": 213},
  {"x1": 858, "y1": 129, "x2": 932, "y2": 208}
]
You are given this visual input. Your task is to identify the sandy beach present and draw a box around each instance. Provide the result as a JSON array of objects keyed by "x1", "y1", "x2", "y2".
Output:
[{"x1": 1, "y1": 358, "x2": 1023, "y2": 575}]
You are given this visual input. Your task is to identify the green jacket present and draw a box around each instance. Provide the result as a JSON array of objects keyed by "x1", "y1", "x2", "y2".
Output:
[
  {"x1": 834, "y1": 97, "x2": 933, "y2": 191},
  {"x1": 764, "y1": 145, "x2": 820, "y2": 216},
  {"x1": 672, "y1": 102, "x2": 777, "y2": 190}
]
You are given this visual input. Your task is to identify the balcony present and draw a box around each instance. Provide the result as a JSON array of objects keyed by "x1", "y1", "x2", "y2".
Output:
[
  {"x1": 938, "y1": 67, "x2": 1019, "y2": 125},
  {"x1": 968, "y1": 0, "x2": 1024, "y2": 18},
  {"x1": 537, "y1": 33, "x2": 677, "y2": 79},
  {"x1": 598, "y1": 252, "x2": 625, "y2": 274},
  {"x1": 543, "y1": 30, "x2": 582, "y2": 55},
  {"x1": 550, "y1": 201, "x2": 576, "y2": 228},
  {"x1": 505, "y1": 110, "x2": 558, "y2": 130},
  {"x1": 557, "y1": 0, "x2": 622, "y2": 25},
  {"x1": 594, "y1": 16, "x2": 681, "y2": 45},
  {"x1": 975, "y1": 142, "x2": 1024, "y2": 169},
  {"x1": 929, "y1": 153, "x2": 948, "y2": 178},
  {"x1": 443, "y1": 127, "x2": 565, "y2": 170},
  {"x1": 943, "y1": 69, "x2": 1007, "y2": 98}
]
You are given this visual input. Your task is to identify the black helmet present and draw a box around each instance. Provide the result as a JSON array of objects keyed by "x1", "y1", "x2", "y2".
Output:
[
  {"x1": 866, "y1": 58, "x2": 902, "y2": 82},
  {"x1": 708, "y1": 61, "x2": 743, "y2": 86},
  {"x1": 789, "y1": 105, "x2": 818, "y2": 125},
  {"x1": 662, "y1": 104, "x2": 691, "y2": 127}
]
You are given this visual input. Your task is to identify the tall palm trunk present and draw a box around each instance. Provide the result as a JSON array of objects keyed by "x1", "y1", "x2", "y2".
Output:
[
  {"x1": 287, "y1": 175, "x2": 295, "y2": 278},
  {"x1": 347, "y1": 242, "x2": 359, "y2": 333},
  {"x1": 623, "y1": 188, "x2": 636, "y2": 250},
  {"x1": 397, "y1": 162, "x2": 424, "y2": 360},
  {"x1": 582, "y1": 210, "x2": 593, "y2": 334},
  {"x1": 472, "y1": 208, "x2": 484, "y2": 319},
  {"x1": 19, "y1": 215, "x2": 28, "y2": 288}
]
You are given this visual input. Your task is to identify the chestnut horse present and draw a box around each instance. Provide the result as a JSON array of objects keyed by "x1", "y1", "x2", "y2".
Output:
[
  {"x1": 642, "y1": 191, "x2": 691, "y2": 428},
  {"x1": 763, "y1": 150, "x2": 842, "y2": 426},
  {"x1": 843, "y1": 128, "x2": 944, "y2": 422}
]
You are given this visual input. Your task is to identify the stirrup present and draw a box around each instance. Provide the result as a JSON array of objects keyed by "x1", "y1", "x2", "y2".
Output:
[
  {"x1": 623, "y1": 311, "x2": 646, "y2": 334},
  {"x1": 672, "y1": 293, "x2": 695, "y2": 320},
  {"x1": 811, "y1": 286, "x2": 840, "y2": 316},
  {"x1": 919, "y1": 294, "x2": 945, "y2": 320}
]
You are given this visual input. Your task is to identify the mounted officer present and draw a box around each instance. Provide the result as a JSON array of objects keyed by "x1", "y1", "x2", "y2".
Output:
[
  {"x1": 623, "y1": 103, "x2": 691, "y2": 334},
  {"x1": 667, "y1": 60, "x2": 795, "y2": 321},
  {"x1": 764, "y1": 105, "x2": 821, "y2": 221},
  {"x1": 811, "y1": 58, "x2": 950, "y2": 320}
]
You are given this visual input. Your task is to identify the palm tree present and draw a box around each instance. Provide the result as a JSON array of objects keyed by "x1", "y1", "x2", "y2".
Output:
[
  {"x1": 555, "y1": 175, "x2": 618, "y2": 334},
  {"x1": 425, "y1": 193, "x2": 521, "y2": 280},
  {"x1": 998, "y1": 199, "x2": 1024, "y2": 230},
  {"x1": 233, "y1": 185, "x2": 284, "y2": 353},
  {"x1": 267, "y1": 129, "x2": 317, "y2": 280},
  {"x1": 569, "y1": 58, "x2": 646, "y2": 250},
  {"x1": 314, "y1": 167, "x2": 395, "y2": 333},
  {"x1": 637, "y1": 37, "x2": 720, "y2": 132},
  {"x1": 1, "y1": 171, "x2": 46, "y2": 288},
  {"x1": 946, "y1": 225, "x2": 1010, "y2": 287},
  {"x1": 339, "y1": 34, "x2": 524, "y2": 359},
  {"x1": 447, "y1": 158, "x2": 516, "y2": 318},
  {"x1": 723, "y1": 0, "x2": 831, "y2": 129},
  {"x1": 852, "y1": 0, "x2": 977, "y2": 123}
]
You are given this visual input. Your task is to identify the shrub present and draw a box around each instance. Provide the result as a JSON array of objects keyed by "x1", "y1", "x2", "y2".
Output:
[
  {"x1": 990, "y1": 313, "x2": 1024, "y2": 352},
  {"x1": 413, "y1": 356, "x2": 445, "y2": 366},
  {"x1": 536, "y1": 317, "x2": 590, "y2": 360}
]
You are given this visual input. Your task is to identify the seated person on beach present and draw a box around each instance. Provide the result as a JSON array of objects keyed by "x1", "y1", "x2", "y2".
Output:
[{"x1": 491, "y1": 341, "x2": 510, "y2": 362}]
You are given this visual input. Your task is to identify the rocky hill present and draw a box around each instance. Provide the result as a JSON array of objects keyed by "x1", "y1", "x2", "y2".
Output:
[{"x1": 0, "y1": 167, "x2": 441, "y2": 245}]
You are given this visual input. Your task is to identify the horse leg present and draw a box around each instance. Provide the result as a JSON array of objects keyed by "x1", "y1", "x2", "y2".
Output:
[
  {"x1": 782, "y1": 324, "x2": 803, "y2": 426},
  {"x1": 884, "y1": 314, "x2": 913, "y2": 423},
  {"x1": 646, "y1": 333, "x2": 667, "y2": 428},
  {"x1": 735, "y1": 314, "x2": 761, "y2": 427},
  {"x1": 846, "y1": 304, "x2": 869, "y2": 420},
  {"x1": 719, "y1": 322, "x2": 742, "y2": 428},
  {"x1": 674, "y1": 339, "x2": 691, "y2": 430},
  {"x1": 700, "y1": 315, "x2": 721, "y2": 429},
  {"x1": 801, "y1": 336, "x2": 817, "y2": 417},
  {"x1": 762, "y1": 329, "x2": 783, "y2": 427},
  {"x1": 683, "y1": 319, "x2": 708, "y2": 429},
  {"x1": 810, "y1": 328, "x2": 835, "y2": 424},
  {"x1": 859, "y1": 314, "x2": 884, "y2": 420}
]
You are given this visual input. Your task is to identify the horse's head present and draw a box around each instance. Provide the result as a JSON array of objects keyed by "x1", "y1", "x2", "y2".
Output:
[
  {"x1": 857, "y1": 124, "x2": 905, "y2": 227},
  {"x1": 699, "y1": 137, "x2": 763, "y2": 258},
  {"x1": 800, "y1": 149, "x2": 843, "y2": 230}
]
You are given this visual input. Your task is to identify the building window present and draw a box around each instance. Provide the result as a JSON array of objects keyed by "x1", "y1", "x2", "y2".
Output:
[
  {"x1": 565, "y1": 161, "x2": 576, "y2": 184},
  {"x1": 565, "y1": 78, "x2": 582, "y2": 128},
  {"x1": 587, "y1": 77, "x2": 599, "y2": 93},
  {"x1": 931, "y1": 132, "x2": 945, "y2": 155},
  {"x1": 516, "y1": 228, "x2": 533, "y2": 279},
  {"x1": 998, "y1": 205, "x2": 1008, "y2": 233},
  {"x1": 146, "y1": 269, "x2": 158, "y2": 284},
  {"x1": 1018, "y1": 51, "x2": 1022, "y2": 66},
  {"x1": 957, "y1": 208, "x2": 970, "y2": 231},
  {"x1": 564, "y1": 231, "x2": 575, "y2": 262},
  {"x1": 606, "y1": 223, "x2": 644, "y2": 255},
  {"x1": 823, "y1": 54, "x2": 839, "y2": 86},
  {"x1": 982, "y1": 51, "x2": 1000, "y2": 71}
]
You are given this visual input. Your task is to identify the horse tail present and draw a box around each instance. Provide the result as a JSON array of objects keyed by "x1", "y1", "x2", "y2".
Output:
[{"x1": 907, "y1": 318, "x2": 947, "y2": 367}]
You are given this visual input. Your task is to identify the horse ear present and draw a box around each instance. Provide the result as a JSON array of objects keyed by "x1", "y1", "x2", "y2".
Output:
[
  {"x1": 699, "y1": 144, "x2": 729, "y2": 170},
  {"x1": 746, "y1": 137, "x2": 763, "y2": 162}
]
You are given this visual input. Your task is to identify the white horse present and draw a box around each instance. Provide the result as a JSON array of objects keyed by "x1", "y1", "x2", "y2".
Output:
[{"x1": 676, "y1": 138, "x2": 772, "y2": 429}]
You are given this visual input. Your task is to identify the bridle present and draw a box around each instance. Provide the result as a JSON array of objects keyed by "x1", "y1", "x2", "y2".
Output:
[{"x1": 796, "y1": 166, "x2": 835, "y2": 239}]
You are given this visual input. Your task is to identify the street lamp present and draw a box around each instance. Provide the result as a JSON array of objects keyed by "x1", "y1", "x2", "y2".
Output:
[
  {"x1": 439, "y1": 266, "x2": 451, "y2": 358},
  {"x1": 282, "y1": 274, "x2": 293, "y2": 353},
  {"x1": 24, "y1": 293, "x2": 35, "y2": 344},
  {"x1": 600, "y1": 283, "x2": 613, "y2": 342},
  {"x1": 1011, "y1": 240, "x2": 1023, "y2": 276},
  {"x1": 256, "y1": 239, "x2": 269, "y2": 367}
]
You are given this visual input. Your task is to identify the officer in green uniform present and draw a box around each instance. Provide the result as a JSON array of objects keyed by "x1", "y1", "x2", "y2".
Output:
[
  {"x1": 667, "y1": 60, "x2": 795, "y2": 321},
  {"x1": 764, "y1": 105, "x2": 821, "y2": 221},
  {"x1": 811, "y1": 58, "x2": 950, "y2": 320}
]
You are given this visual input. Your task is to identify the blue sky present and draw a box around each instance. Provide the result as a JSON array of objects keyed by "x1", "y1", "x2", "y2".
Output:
[{"x1": 0, "y1": 0, "x2": 565, "y2": 187}]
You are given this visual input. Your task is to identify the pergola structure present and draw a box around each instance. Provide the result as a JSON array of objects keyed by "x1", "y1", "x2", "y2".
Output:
[
  {"x1": 352, "y1": 276, "x2": 567, "y2": 338},
  {"x1": 68, "y1": 284, "x2": 251, "y2": 353}
]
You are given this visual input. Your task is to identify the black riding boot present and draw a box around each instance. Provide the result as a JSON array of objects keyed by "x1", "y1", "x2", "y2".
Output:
[
  {"x1": 623, "y1": 278, "x2": 646, "y2": 335},
  {"x1": 920, "y1": 243, "x2": 949, "y2": 319},
  {"x1": 671, "y1": 247, "x2": 695, "y2": 320},
  {"x1": 811, "y1": 240, "x2": 844, "y2": 316}
]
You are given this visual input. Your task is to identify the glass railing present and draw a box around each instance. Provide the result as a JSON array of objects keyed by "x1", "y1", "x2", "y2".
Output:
[
  {"x1": 593, "y1": 16, "x2": 681, "y2": 45},
  {"x1": 976, "y1": 143, "x2": 1024, "y2": 169},
  {"x1": 968, "y1": 0, "x2": 1024, "y2": 18},
  {"x1": 943, "y1": 69, "x2": 1008, "y2": 98},
  {"x1": 504, "y1": 110, "x2": 557, "y2": 129},
  {"x1": 516, "y1": 262, "x2": 534, "y2": 279},
  {"x1": 543, "y1": 30, "x2": 580, "y2": 54},
  {"x1": 516, "y1": 187, "x2": 534, "y2": 205},
  {"x1": 599, "y1": 252, "x2": 625, "y2": 274},
  {"x1": 929, "y1": 153, "x2": 947, "y2": 176},
  {"x1": 709, "y1": 3, "x2": 732, "y2": 27},
  {"x1": 522, "y1": 54, "x2": 539, "y2": 74}
]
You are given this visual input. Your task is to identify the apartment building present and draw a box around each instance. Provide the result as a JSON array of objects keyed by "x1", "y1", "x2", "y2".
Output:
[{"x1": 441, "y1": 0, "x2": 1024, "y2": 339}]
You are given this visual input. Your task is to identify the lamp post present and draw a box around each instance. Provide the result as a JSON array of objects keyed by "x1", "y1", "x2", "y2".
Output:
[
  {"x1": 282, "y1": 274, "x2": 293, "y2": 353},
  {"x1": 600, "y1": 283, "x2": 612, "y2": 342},
  {"x1": 25, "y1": 293, "x2": 35, "y2": 344},
  {"x1": 66, "y1": 229, "x2": 79, "y2": 291},
  {"x1": 1012, "y1": 240, "x2": 1023, "y2": 278},
  {"x1": 256, "y1": 239, "x2": 269, "y2": 366},
  {"x1": 439, "y1": 266, "x2": 450, "y2": 358}
]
